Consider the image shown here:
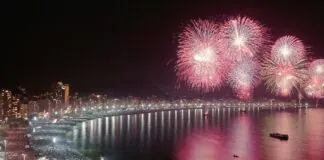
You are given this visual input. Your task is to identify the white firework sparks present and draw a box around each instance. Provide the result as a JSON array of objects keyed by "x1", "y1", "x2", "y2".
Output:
[
  {"x1": 271, "y1": 36, "x2": 306, "y2": 63},
  {"x1": 228, "y1": 58, "x2": 261, "y2": 99},
  {"x1": 218, "y1": 16, "x2": 268, "y2": 61},
  {"x1": 262, "y1": 58, "x2": 308, "y2": 96}
]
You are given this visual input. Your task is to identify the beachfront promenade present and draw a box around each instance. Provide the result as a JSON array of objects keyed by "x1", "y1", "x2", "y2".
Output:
[
  {"x1": 29, "y1": 100, "x2": 312, "y2": 160},
  {"x1": 73, "y1": 100, "x2": 310, "y2": 118}
]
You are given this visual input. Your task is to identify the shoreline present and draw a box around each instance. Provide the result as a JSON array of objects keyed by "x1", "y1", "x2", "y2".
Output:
[{"x1": 30, "y1": 104, "x2": 316, "y2": 159}]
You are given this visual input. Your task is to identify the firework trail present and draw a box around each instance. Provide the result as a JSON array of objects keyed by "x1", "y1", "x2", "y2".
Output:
[
  {"x1": 271, "y1": 36, "x2": 306, "y2": 63},
  {"x1": 218, "y1": 16, "x2": 268, "y2": 61},
  {"x1": 262, "y1": 58, "x2": 308, "y2": 97},
  {"x1": 176, "y1": 20, "x2": 227, "y2": 92},
  {"x1": 228, "y1": 58, "x2": 261, "y2": 100}
]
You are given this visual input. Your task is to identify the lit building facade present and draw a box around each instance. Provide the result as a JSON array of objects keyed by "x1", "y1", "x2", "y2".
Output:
[
  {"x1": 10, "y1": 96, "x2": 20, "y2": 119},
  {"x1": 19, "y1": 104, "x2": 28, "y2": 119},
  {"x1": 0, "y1": 92, "x2": 3, "y2": 120},
  {"x1": 0, "y1": 90, "x2": 14, "y2": 120},
  {"x1": 0, "y1": 90, "x2": 27, "y2": 120},
  {"x1": 28, "y1": 101, "x2": 40, "y2": 114}
]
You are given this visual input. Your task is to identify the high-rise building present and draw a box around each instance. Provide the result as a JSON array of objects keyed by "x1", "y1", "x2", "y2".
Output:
[
  {"x1": 37, "y1": 99, "x2": 51, "y2": 113},
  {"x1": 19, "y1": 104, "x2": 28, "y2": 119},
  {"x1": 28, "y1": 101, "x2": 39, "y2": 114},
  {"x1": 10, "y1": 96, "x2": 20, "y2": 119},
  {"x1": 0, "y1": 90, "x2": 14, "y2": 120},
  {"x1": 0, "y1": 90, "x2": 27, "y2": 120},
  {"x1": 64, "y1": 84, "x2": 70, "y2": 108},
  {"x1": 0, "y1": 92, "x2": 3, "y2": 120}
]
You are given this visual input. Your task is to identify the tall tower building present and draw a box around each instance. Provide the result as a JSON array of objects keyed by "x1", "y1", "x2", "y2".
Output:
[
  {"x1": 0, "y1": 92, "x2": 4, "y2": 120},
  {"x1": 64, "y1": 84, "x2": 70, "y2": 108}
]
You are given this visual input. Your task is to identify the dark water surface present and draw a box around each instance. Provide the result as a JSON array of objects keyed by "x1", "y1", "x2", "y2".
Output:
[{"x1": 72, "y1": 108, "x2": 324, "y2": 160}]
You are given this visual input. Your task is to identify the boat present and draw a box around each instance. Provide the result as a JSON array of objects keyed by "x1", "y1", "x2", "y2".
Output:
[
  {"x1": 204, "y1": 110, "x2": 209, "y2": 116},
  {"x1": 240, "y1": 109, "x2": 247, "y2": 112},
  {"x1": 202, "y1": 105, "x2": 209, "y2": 116},
  {"x1": 269, "y1": 133, "x2": 289, "y2": 140}
]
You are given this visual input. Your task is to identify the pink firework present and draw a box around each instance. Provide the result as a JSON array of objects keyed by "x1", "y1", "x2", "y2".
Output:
[
  {"x1": 305, "y1": 59, "x2": 324, "y2": 99},
  {"x1": 228, "y1": 58, "x2": 261, "y2": 100},
  {"x1": 304, "y1": 77, "x2": 324, "y2": 99},
  {"x1": 309, "y1": 59, "x2": 324, "y2": 79},
  {"x1": 176, "y1": 20, "x2": 227, "y2": 92},
  {"x1": 271, "y1": 36, "x2": 306, "y2": 63},
  {"x1": 262, "y1": 58, "x2": 308, "y2": 97},
  {"x1": 218, "y1": 16, "x2": 268, "y2": 61}
]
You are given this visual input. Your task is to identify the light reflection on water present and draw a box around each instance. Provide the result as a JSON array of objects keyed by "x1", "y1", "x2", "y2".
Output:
[{"x1": 73, "y1": 108, "x2": 324, "y2": 160}]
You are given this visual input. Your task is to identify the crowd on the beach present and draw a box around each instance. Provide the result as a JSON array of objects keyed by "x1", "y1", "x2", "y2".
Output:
[
  {"x1": 3, "y1": 128, "x2": 36, "y2": 160},
  {"x1": 29, "y1": 118, "x2": 89, "y2": 160}
]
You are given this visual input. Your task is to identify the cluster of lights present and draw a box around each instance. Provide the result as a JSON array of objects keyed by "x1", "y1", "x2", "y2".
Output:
[
  {"x1": 0, "y1": 89, "x2": 28, "y2": 120},
  {"x1": 61, "y1": 99, "x2": 311, "y2": 118}
]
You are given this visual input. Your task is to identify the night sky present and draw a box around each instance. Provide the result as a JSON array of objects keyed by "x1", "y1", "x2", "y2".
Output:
[{"x1": 1, "y1": 1, "x2": 324, "y2": 97}]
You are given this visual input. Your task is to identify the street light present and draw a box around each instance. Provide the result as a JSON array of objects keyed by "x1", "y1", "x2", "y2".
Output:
[
  {"x1": 52, "y1": 137, "x2": 57, "y2": 143},
  {"x1": 22, "y1": 153, "x2": 26, "y2": 160},
  {"x1": 4, "y1": 140, "x2": 6, "y2": 160}
]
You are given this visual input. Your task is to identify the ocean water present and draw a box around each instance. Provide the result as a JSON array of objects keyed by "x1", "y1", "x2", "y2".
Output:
[{"x1": 72, "y1": 108, "x2": 324, "y2": 160}]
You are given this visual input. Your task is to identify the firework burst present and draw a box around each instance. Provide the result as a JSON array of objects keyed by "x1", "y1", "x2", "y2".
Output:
[
  {"x1": 309, "y1": 59, "x2": 324, "y2": 79},
  {"x1": 304, "y1": 59, "x2": 324, "y2": 99},
  {"x1": 271, "y1": 36, "x2": 306, "y2": 63},
  {"x1": 176, "y1": 20, "x2": 227, "y2": 92},
  {"x1": 218, "y1": 16, "x2": 268, "y2": 61},
  {"x1": 304, "y1": 78, "x2": 324, "y2": 99},
  {"x1": 228, "y1": 58, "x2": 261, "y2": 100},
  {"x1": 262, "y1": 58, "x2": 308, "y2": 96}
]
